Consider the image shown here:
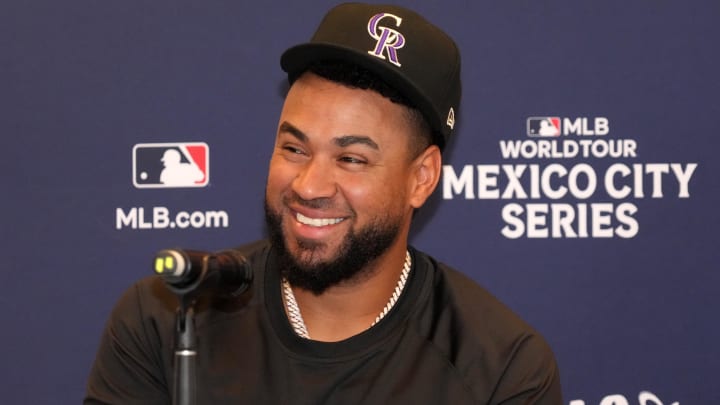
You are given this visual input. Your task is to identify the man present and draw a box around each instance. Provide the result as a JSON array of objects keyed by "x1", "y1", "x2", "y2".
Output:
[{"x1": 86, "y1": 3, "x2": 562, "y2": 404}]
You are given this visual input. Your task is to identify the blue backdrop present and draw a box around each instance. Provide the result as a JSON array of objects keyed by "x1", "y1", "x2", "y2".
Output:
[{"x1": 3, "y1": 1, "x2": 718, "y2": 404}]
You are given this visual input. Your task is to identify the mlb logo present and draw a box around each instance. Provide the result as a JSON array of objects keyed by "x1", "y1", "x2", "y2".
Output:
[
  {"x1": 133, "y1": 142, "x2": 209, "y2": 188},
  {"x1": 527, "y1": 117, "x2": 561, "y2": 137}
]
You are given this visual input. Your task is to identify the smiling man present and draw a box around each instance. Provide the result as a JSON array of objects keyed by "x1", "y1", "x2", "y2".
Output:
[
  {"x1": 264, "y1": 69, "x2": 439, "y2": 341},
  {"x1": 86, "y1": 3, "x2": 562, "y2": 404}
]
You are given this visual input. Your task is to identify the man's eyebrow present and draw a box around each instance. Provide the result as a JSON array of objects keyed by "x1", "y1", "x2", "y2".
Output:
[
  {"x1": 279, "y1": 122, "x2": 379, "y2": 151},
  {"x1": 278, "y1": 121, "x2": 307, "y2": 142},
  {"x1": 334, "y1": 135, "x2": 379, "y2": 150}
]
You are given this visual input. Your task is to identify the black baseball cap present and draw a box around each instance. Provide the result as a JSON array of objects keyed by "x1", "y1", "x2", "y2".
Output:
[{"x1": 280, "y1": 2, "x2": 462, "y2": 150}]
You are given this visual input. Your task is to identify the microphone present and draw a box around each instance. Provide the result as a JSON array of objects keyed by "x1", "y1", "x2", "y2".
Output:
[{"x1": 153, "y1": 248, "x2": 252, "y2": 297}]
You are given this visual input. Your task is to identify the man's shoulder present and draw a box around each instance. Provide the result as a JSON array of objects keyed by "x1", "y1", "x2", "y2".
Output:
[
  {"x1": 411, "y1": 251, "x2": 562, "y2": 403},
  {"x1": 413, "y1": 250, "x2": 554, "y2": 358},
  {"x1": 429, "y1": 258, "x2": 533, "y2": 335}
]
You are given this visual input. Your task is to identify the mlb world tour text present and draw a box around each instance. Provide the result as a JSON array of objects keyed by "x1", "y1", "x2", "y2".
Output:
[{"x1": 442, "y1": 119, "x2": 698, "y2": 239}]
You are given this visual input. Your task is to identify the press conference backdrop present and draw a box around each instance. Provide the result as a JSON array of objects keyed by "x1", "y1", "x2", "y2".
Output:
[{"x1": 3, "y1": 0, "x2": 718, "y2": 403}]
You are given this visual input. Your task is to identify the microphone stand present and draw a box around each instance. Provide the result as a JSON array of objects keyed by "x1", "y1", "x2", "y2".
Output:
[
  {"x1": 166, "y1": 253, "x2": 211, "y2": 405},
  {"x1": 173, "y1": 298, "x2": 197, "y2": 405},
  {"x1": 154, "y1": 249, "x2": 252, "y2": 405}
]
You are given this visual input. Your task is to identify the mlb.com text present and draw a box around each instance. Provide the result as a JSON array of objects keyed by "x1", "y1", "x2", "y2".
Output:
[{"x1": 116, "y1": 207, "x2": 229, "y2": 230}]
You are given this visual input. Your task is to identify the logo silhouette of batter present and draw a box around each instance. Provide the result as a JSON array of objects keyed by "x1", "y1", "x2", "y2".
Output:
[{"x1": 159, "y1": 149, "x2": 204, "y2": 186}]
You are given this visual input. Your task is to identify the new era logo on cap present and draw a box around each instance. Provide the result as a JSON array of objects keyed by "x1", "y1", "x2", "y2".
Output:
[
  {"x1": 133, "y1": 142, "x2": 209, "y2": 188},
  {"x1": 447, "y1": 108, "x2": 455, "y2": 129}
]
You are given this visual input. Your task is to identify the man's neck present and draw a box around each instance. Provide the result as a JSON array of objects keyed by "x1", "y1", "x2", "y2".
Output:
[{"x1": 288, "y1": 245, "x2": 409, "y2": 342}]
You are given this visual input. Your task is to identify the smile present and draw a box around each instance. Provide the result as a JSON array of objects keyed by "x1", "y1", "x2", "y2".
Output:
[{"x1": 296, "y1": 212, "x2": 345, "y2": 227}]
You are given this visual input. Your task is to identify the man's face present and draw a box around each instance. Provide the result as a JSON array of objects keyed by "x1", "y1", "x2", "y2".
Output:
[{"x1": 265, "y1": 73, "x2": 429, "y2": 294}]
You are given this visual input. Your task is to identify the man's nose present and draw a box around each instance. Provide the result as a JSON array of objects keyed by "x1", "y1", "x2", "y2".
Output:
[{"x1": 291, "y1": 157, "x2": 337, "y2": 201}]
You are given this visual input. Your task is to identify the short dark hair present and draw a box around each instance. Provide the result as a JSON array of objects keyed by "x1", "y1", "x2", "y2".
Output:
[{"x1": 301, "y1": 60, "x2": 434, "y2": 160}]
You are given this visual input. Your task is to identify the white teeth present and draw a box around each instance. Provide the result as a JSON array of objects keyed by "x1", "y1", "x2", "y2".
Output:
[{"x1": 296, "y1": 212, "x2": 344, "y2": 227}]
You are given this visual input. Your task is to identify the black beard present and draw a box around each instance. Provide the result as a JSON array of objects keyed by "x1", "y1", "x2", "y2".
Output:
[{"x1": 264, "y1": 199, "x2": 401, "y2": 295}]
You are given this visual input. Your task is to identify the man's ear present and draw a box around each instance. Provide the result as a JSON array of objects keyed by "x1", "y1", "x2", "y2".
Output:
[{"x1": 408, "y1": 145, "x2": 442, "y2": 209}]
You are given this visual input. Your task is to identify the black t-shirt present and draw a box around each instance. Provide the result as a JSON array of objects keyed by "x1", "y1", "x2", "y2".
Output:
[{"x1": 85, "y1": 241, "x2": 562, "y2": 404}]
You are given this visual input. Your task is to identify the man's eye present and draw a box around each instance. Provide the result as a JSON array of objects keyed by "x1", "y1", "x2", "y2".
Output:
[
  {"x1": 339, "y1": 156, "x2": 367, "y2": 164},
  {"x1": 283, "y1": 146, "x2": 303, "y2": 154}
]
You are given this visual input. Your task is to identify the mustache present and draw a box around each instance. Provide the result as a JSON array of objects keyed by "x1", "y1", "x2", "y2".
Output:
[{"x1": 282, "y1": 192, "x2": 335, "y2": 210}]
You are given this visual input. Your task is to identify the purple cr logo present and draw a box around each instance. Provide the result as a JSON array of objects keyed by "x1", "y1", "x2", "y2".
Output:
[{"x1": 367, "y1": 13, "x2": 405, "y2": 67}]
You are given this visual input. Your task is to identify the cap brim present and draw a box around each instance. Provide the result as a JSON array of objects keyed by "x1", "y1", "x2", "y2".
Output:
[{"x1": 280, "y1": 42, "x2": 444, "y2": 149}]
